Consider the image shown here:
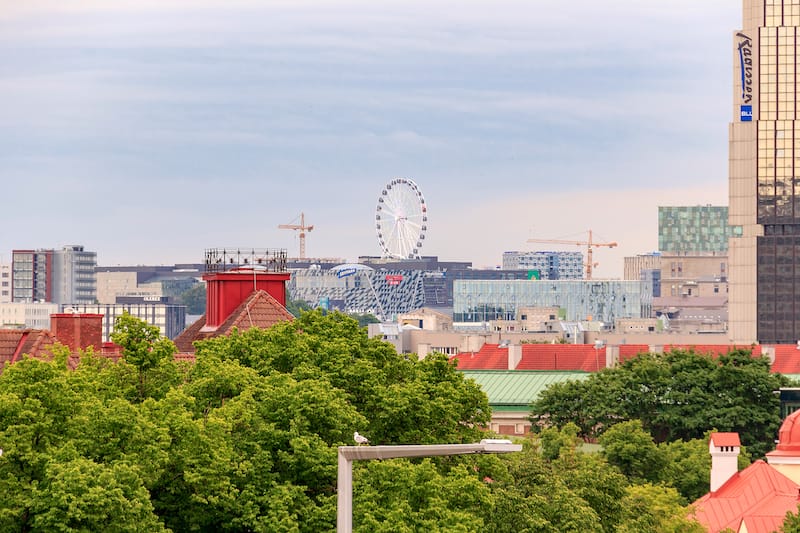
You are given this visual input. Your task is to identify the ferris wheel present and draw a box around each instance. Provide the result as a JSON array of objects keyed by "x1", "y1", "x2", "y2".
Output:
[{"x1": 375, "y1": 178, "x2": 427, "y2": 259}]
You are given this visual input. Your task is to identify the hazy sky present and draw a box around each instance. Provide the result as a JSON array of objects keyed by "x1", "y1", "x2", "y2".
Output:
[{"x1": 1, "y1": 0, "x2": 739, "y2": 277}]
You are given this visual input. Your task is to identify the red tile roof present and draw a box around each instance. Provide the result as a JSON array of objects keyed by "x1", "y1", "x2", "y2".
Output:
[
  {"x1": 710, "y1": 432, "x2": 741, "y2": 448},
  {"x1": 617, "y1": 344, "x2": 650, "y2": 362},
  {"x1": 664, "y1": 344, "x2": 762, "y2": 357},
  {"x1": 517, "y1": 344, "x2": 605, "y2": 372},
  {"x1": 452, "y1": 344, "x2": 606, "y2": 372},
  {"x1": 452, "y1": 344, "x2": 510, "y2": 370},
  {"x1": 770, "y1": 344, "x2": 800, "y2": 374},
  {"x1": 693, "y1": 460, "x2": 800, "y2": 533},
  {"x1": 173, "y1": 290, "x2": 294, "y2": 353},
  {"x1": 0, "y1": 329, "x2": 58, "y2": 370}
]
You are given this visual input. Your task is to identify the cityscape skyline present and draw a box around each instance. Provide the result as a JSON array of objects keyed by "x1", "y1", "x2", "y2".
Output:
[{"x1": 2, "y1": 1, "x2": 736, "y2": 277}]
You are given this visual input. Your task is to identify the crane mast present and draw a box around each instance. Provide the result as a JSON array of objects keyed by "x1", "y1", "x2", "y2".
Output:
[
  {"x1": 526, "y1": 229, "x2": 617, "y2": 280},
  {"x1": 278, "y1": 212, "x2": 314, "y2": 259}
]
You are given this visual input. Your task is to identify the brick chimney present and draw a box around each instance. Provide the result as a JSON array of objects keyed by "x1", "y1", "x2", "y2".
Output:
[
  {"x1": 203, "y1": 270, "x2": 291, "y2": 329},
  {"x1": 50, "y1": 312, "x2": 104, "y2": 353},
  {"x1": 709, "y1": 432, "x2": 741, "y2": 492}
]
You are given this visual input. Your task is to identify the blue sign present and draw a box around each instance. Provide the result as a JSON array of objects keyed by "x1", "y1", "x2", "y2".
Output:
[{"x1": 740, "y1": 105, "x2": 753, "y2": 121}]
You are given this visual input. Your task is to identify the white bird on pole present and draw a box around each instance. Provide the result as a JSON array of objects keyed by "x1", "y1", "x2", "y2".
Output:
[{"x1": 354, "y1": 431, "x2": 369, "y2": 445}]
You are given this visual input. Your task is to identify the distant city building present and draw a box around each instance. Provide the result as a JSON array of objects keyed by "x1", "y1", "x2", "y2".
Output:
[
  {"x1": 453, "y1": 279, "x2": 652, "y2": 326},
  {"x1": 12, "y1": 245, "x2": 96, "y2": 305},
  {"x1": 624, "y1": 253, "x2": 662, "y2": 281},
  {"x1": 501, "y1": 251, "x2": 584, "y2": 279},
  {"x1": 658, "y1": 206, "x2": 730, "y2": 254},
  {"x1": 0, "y1": 262, "x2": 10, "y2": 303},
  {"x1": 729, "y1": 3, "x2": 800, "y2": 344},
  {"x1": 68, "y1": 297, "x2": 186, "y2": 341},
  {"x1": 0, "y1": 302, "x2": 59, "y2": 329}
]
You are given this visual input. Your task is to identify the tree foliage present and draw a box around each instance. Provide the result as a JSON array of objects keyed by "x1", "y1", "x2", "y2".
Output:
[
  {"x1": 531, "y1": 348, "x2": 788, "y2": 457},
  {"x1": 0, "y1": 311, "x2": 711, "y2": 531}
]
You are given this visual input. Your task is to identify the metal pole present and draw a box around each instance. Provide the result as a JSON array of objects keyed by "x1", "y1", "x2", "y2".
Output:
[{"x1": 337, "y1": 449, "x2": 353, "y2": 533}]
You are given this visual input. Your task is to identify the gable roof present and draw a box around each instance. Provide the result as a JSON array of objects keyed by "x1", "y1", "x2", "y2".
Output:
[
  {"x1": 693, "y1": 460, "x2": 800, "y2": 533},
  {"x1": 770, "y1": 345, "x2": 800, "y2": 374},
  {"x1": 174, "y1": 290, "x2": 294, "y2": 353},
  {"x1": 710, "y1": 432, "x2": 741, "y2": 448},
  {"x1": 0, "y1": 329, "x2": 58, "y2": 369}
]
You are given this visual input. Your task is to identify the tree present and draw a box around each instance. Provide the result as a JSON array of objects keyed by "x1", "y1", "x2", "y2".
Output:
[
  {"x1": 616, "y1": 484, "x2": 705, "y2": 533},
  {"x1": 176, "y1": 282, "x2": 206, "y2": 315},
  {"x1": 600, "y1": 420, "x2": 666, "y2": 484},
  {"x1": 531, "y1": 349, "x2": 788, "y2": 457},
  {"x1": 110, "y1": 312, "x2": 180, "y2": 400}
]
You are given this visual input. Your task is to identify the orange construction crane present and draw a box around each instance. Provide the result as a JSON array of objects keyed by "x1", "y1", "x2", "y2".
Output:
[
  {"x1": 278, "y1": 212, "x2": 314, "y2": 259},
  {"x1": 526, "y1": 229, "x2": 617, "y2": 280}
]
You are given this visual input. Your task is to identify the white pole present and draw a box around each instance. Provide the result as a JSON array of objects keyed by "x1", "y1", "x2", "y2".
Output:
[{"x1": 337, "y1": 449, "x2": 353, "y2": 533}]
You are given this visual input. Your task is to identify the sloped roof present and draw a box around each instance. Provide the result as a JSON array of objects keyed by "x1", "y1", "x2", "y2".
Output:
[
  {"x1": 617, "y1": 344, "x2": 651, "y2": 362},
  {"x1": 693, "y1": 460, "x2": 800, "y2": 533},
  {"x1": 664, "y1": 344, "x2": 762, "y2": 357},
  {"x1": 517, "y1": 344, "x2": 605, "y2": 372},
  {"x1": 174, "y1": 290, "x2": 294, "y2": 353},
  {"x1": 461, "y1": 370, "x2": 589, "y2": 407},
  {"x1": 452, "y1": 344, "x2": 510, "y2": 370},
  {"x1": 710, "y1": 432, "x2": 741, "y2": 448},
  {"x1": 771, "y1": 345, "x2": 800, "y2": 374},
  {"x1": 0, "y1": 329, "x2": 58, "y2": 369}
]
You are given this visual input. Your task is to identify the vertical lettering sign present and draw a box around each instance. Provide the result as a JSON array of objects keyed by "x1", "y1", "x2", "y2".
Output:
[{"x1": 737, "y1": 32, "x2": 753, "y2": 121}]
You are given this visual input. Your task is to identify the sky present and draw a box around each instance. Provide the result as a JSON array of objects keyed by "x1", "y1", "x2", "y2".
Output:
[{"x1": 0, "y1": 0, "x2": 739, "y2": 277}]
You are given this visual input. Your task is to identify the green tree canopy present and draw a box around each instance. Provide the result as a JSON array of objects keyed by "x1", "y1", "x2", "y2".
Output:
[{"x1": 531, "y1": 348, "x2": 788, "y2": 457}]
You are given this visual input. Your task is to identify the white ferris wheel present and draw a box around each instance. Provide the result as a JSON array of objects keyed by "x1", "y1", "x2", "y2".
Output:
[{"x1": 375, "y1": 178, "x2": 427, "y2": 259}]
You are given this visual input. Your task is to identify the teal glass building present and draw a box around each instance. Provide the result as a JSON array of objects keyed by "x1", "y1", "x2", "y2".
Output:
[{"x1": 658, "y1": 206, "x2": 730, "y2": 254}]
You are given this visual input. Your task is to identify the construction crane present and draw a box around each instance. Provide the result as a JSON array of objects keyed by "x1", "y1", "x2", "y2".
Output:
[
  {"x1": 278, "y1": 212, "x2": 314, "y2": 259},
  {"x1": 526, "y1": 229, "x2": 617, "y2": 280}
]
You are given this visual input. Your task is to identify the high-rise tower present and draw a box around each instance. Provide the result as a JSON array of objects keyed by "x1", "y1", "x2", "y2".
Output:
[{"x1": 730, "y1": 1, "x2": 800, "y2": 344}]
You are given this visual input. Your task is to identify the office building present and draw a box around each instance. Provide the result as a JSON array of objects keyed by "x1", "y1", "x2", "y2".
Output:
[
  {"x1": 452, "y1": 279, "x2": 652, "y2": 326},
  {"x1": 729, "y1": 3, "x2": 800, "y2": 343},
  {"x1": 501, "y1": 251, "x2": 584, "y2": 279},
  {"x1": 11, "y1": 245, "x2": 96, "y2": 305},
  {"x1": 658, "y1": 206, "x2": 730, "y2": 254},
  {"x1": 0, "y1": 262, "x2": 10, "y2": 303}
]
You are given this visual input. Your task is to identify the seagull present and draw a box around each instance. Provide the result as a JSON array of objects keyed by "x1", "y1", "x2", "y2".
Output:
[{"x1": 354, "y1": 431, "x2": 369, "y2": 445}]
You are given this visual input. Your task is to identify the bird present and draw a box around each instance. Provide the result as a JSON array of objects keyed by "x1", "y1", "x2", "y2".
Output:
[{"x1": 354, "y1": 431, "x2": 369, "y2": 445}]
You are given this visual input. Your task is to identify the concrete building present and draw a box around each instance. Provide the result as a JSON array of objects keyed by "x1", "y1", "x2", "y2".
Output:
[
  {"x1": 0, "y1": 302, "x2": 60, "y2": 329},
  {"x1": 0, "y1": 262, "x2": 10, "y2": 303},
  {"x1": 501, "y1": 251, "x2": 584, "y2": 279},
  {"x1": 67, "y1": 298, "x2": 186, "y2": 341},
  {"x1": 11, "y1": 245, "x2": 96, "y2": 305},
  {"x1": 728, "y1": 2, "x2": 800, "y2": 344}
]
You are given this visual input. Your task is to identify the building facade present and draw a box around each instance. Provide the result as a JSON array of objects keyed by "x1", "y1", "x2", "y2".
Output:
[
  {"x1": 501, "y1": 251, "x2": 584, "y2": 279},
  {"x1": 452, "y1": 279, "x2": 652, "y2": 326},
  {"x1": 729, "y1": 2, "x2": 800, "y2": 344},
  {"x1": 11, "y1": 246, "x2": 96, "y2": 305},
  {"x1": 0, "y1": 262, "x2": 10, "y2": 303},
  {"x1": 68, "y1": 299, "x2": 186, "y2": 341},
  {"x1": 658, "y1": 206, "x2": 730, "y2": 253}
]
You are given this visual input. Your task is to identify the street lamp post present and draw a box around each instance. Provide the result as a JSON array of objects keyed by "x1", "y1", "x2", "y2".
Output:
[{"x1": 337, "y1": 440, "x2": 522, "y2": 532}]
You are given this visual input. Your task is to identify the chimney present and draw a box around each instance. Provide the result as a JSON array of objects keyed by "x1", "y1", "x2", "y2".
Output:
[
  {"x1": 50, "y1": 312, "x2": 104, "y2": 353},
  {"x1": 203, "y1": 270, "x2": 290, "y2": 329},
  {"x1": 709, "y1": 432, "x2": 741, "y2": 492},
  {"x1": 507, "y1": 344, "x2": 522, "y2": 369}
]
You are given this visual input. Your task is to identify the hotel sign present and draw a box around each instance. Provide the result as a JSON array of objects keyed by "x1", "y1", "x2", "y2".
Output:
[{"x1": 737, "y1": 32, "x2": 753, "y2": 121}]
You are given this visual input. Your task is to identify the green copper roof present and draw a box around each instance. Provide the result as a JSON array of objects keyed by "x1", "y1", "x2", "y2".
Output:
[{"x1": 461, "y1": 370, "x2": 590, "y2": 407}]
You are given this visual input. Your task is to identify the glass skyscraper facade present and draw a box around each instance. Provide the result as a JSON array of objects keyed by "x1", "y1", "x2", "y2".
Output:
[
  {"x1": 658, "y1": 206, "x2": 730, "y2": 253},
  {"x1": 453, "y1": 279, "x2": 651, "y2": 325},
  {"x1": 730, "y1": 1, "x2": 800, "y2": 344}
]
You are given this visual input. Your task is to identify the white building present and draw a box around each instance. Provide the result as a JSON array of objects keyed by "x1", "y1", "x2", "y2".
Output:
[{"x1": 0, "y1": 302, "x2": 60, "y2": 329}]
